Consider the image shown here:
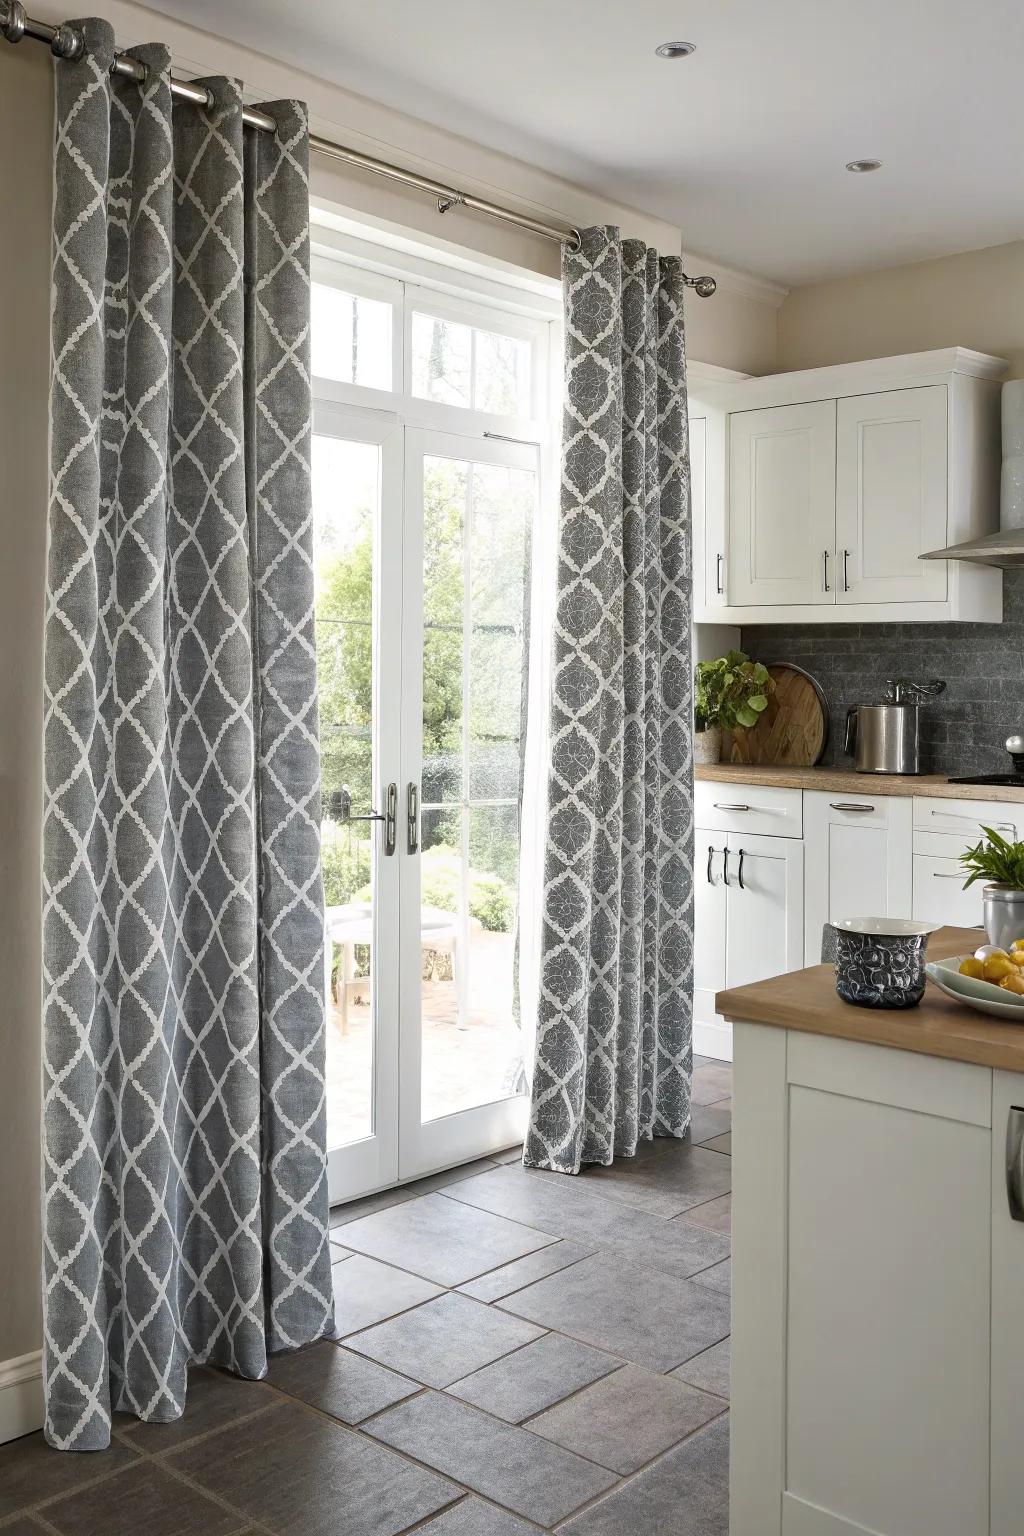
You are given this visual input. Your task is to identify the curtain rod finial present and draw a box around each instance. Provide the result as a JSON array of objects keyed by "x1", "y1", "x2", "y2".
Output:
[
  {"x1": 50, "y1": 21, "x2": 83, "y2": 59},
  {"x1": 1, "y1": 2, "x2": 26, "y2": 44}
]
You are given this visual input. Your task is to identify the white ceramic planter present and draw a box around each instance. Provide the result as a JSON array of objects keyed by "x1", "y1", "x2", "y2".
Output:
[{"x1": 693, "y1": 725, "x2": 721, "y2": 765}]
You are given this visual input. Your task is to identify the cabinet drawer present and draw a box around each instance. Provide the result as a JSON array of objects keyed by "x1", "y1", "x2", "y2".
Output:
[
  {"x1": 696, "y1": 781, "x2": 802, "y2": 838},
  {"x1": 912, "y1": 853, "x2": 984, "y2": 928},
  {"x1": 914, "y1": 795, "x2": 1023, "y2": 846}
]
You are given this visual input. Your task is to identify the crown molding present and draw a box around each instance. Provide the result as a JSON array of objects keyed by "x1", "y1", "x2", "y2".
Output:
[{"x1": 683, "y1": 250, "x2": 789, "y2": 308}]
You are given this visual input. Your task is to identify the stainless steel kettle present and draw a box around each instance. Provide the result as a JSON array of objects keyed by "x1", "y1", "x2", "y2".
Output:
[{"x1": 844, "y1": 680, "x2": 945, "y2": 775}]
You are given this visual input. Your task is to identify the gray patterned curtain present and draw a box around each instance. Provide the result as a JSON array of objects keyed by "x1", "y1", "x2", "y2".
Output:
[
  {"x1": 525, "y1": 226, "x2": 694, "y2": 1175},
  {"x1": 42, "y1": 20, "x2": 333, "y2": 1451}
]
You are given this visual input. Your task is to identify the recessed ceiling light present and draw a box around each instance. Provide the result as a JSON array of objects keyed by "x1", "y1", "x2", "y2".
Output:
[
  {"x1": 846, "y1": 159, "x2": 883, "y2": 173},
  {"x1": 655, "y1": 40, "x2": 696, "y2": 59}
]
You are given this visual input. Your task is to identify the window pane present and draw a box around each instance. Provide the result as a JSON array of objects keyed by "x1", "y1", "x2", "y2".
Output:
[
  {"x1": 475, "y1": 327, "x2": 531, "y2": 417},
  {"x1": 422, "y1": 456, "x2": 465, "y2": 804},
  {"x1": 469, "y1": 463, "x2": 531, "y2": 799},
  {"x1": 411, "y1": 312, "x2": 471, "y2": 407},
  {"x1": 312, "y1": 281, "x2": 392, "y2": 390}
]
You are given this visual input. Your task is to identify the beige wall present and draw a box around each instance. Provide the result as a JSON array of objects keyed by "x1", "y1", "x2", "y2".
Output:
[
  {"x1": 0, "y1": 5, "x2": 780, "y2": 1375},
  {"x1": 0, "y1": 39, "x2": 50, "y2": 1364},
  {"x1": 779, "y1": 239, "x2": 1024, "y2": 379}
]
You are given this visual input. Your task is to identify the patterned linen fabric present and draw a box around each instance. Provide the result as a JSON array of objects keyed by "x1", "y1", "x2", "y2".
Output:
[
  {"x1": 525, "y1": 227, "x2": 694, "y2": 1174},
  {"x1": 42, "y1": 20, "x2": 333, "y2": 1450}
]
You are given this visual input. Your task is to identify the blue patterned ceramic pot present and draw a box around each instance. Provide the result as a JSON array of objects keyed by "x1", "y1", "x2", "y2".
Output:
[{"x1": 832, "y1": 917, "x2": 940, "y2": 1010}]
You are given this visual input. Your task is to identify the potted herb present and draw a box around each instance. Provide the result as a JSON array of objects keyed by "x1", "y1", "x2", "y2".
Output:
[
  {"x1": 960, "y1": 826, "x2": 1024, "y2": 948},
  {"x1": 694, "y1": 651, "x2": 774, "y2": 765}
]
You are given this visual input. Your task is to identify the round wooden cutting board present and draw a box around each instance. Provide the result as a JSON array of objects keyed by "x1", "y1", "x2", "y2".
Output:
[{"x1": 722, "y1": 662, "x2": 829, "y2": 766}]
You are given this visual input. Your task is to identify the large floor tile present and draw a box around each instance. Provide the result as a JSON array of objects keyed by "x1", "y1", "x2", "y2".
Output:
[
  {"x1": 329, "y1": 1251, "x2": 444, "y2": 1336},
  {"x1": 492, "y1": 1144, "x2": 526, "y2": 1165},
  {"x1": 527, "y1": 1363, "x2": 725, "y2": 1474},
  {"x1": 677, "y1": 1193, "x2": 731, "y2": 1235},
  {"x1": 671, "y1": 1337, "x2": 730, "y2": 1400},
  {"x1": 457, "y1": 1240, "x2": 596, "y2": 1302},
  {"x1": 691, "y1": 1064, "x2": 733, "y2": 1106},
  {"x1": 330, "y1": 1185, "x2": 413, "y2": 1228},
  {"x1": 687, "y1": 1104, "x2": 732, "y2": 1145},
  {"x1": 703, "y1": 1133, "x2": 731, "y2": 1155},
  {"x1": 116, "y1": 1366, "x2": 276, "y2": 1452},
  {"x1": 366, "y1": 1391, "x2": 617, "y2": 1527},
  {"x1": 578, "y1": 1145, "x2": 732, "y2": 1219},
  {"x1": 692, "y1": 1257, "x2": 731, "y2": 1296},
  {"x1": 403, "y1": 1156, "x2": 501, "y2": 1194},
  {"x1": 417, "y1": 1497, "x2": 542, "y2": 1534},
  {"x1": 42, "y1": 1460, "x2": 241, "y2": 1536},
  {"x1": 167, "y1": 1398, "x2": 458, "y2": 1536},
  {"x1": 341, "y1": 1191, "x2": 556, "y2": 1286},
  {"x1": 500, "y1": 1253, "x2": 731, "y2": 1372},
  {"x1": 449, "y1": 1331, "x2": 621, "y2": 1422},
  {"x1": 266, "y1": 1340, "x2": 418, "y2": 1424},
  {"x1": 446, "y1": 1166, "x2": 730, "y2": 1280},
  {"x1": 0, "y1": 1430, "x2": 139, "y2": 1519},
  {"x1": 0, "y1": 1520, "x2": 48, "y2": 1535},
  {"x1": 558, "y1": 1413, "x2": 730, "y2": 1534},
  {"x1": 346, "y1": 1291, "x2": 544, "y2": 1387}
]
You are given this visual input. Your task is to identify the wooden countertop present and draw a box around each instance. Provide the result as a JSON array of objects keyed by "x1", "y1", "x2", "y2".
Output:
[
  {"x1": 717, "y1": 926, "x2": 1024, "y2": 1074},
  {"x1": 696, "y1": 762, "x2": 1024, "y2": 802}
]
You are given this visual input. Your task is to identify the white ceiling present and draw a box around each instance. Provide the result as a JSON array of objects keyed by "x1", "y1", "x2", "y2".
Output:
[{"x1": 151, "y1": 0, "x2": 1024, "y2": 287}]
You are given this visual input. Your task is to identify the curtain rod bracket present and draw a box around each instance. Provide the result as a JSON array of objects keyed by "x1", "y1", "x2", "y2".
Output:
[{"x1": 436, "y1": 192, "x2": 466, "y2": 216}]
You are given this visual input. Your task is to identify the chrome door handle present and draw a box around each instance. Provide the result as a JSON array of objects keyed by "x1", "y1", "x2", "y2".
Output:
[
  {"x1": 341, "y1": 781, "x2": 398, "y2": 856},
  {"x1": 407, "y1": 782, "x2": 419, "y2": 854},
  {"x1": 714, "y1": 802, "x2": 751, "y2": 812},
  {"x1": 736, "y1": 847, "x2": 745, "y2": 889},
  {"x1": 830, "y1": 802, "x2": 875, "y2": 813},
  {"x1": 1007, "y1": 1107, "x2": 1024, "y2": 1221},
  {"x1": 716, "y1": 552, "x2": 724, "y2": 595},
  {"x1": 822, "y1": 549, "x2": 829, "y2": 592}
]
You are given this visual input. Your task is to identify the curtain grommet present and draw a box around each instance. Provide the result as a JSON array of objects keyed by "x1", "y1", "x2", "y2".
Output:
[{"x1": 50, "y1": 23, "x2": 84, "y2": 60}]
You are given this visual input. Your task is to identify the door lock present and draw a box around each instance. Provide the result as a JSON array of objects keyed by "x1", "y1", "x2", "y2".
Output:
[{"x1": 336, "y1": 781, "x2": 397, "y2": 856}]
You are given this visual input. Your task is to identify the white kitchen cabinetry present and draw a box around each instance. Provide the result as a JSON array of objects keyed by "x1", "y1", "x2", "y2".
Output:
[
  {"x1": 728, "y1": 400, "x2": 837, "y2": 606},
  {"x1": 695, "y1": 784, "x2": 803, "y2": 1059},
  {"x1": 732, "y1": 1027, "x2": 1003, "y2": 1536},
  {"x1": 912, "y1": 795, "x2": 1024, "y2": 929},
  {"x1": 835, "y1": 385, "x2": 948, "y2": 605},
  {"x1": 803, "y1": 790, "x2": 913, "y2": 964},
  {"x1": 693, "y1": 348, "x2": 1005, "y2": 626}
]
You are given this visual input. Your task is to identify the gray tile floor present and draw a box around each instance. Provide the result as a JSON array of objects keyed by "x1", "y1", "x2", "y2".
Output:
[{"x1": 0, "y1": 1058, "x2": 731, "y2": 1536}]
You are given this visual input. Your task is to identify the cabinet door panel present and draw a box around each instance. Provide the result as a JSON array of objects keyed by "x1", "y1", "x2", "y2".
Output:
[
  {"x1": 694, "y1": 830, "x2": 727, "y2": 1035},
  {"x1": 803, "y1": 792, "x2": 913, "y2": 965},
  {"x1": 729, "y1": 401, "x2": 836, "y2": 606},
  {"x1": 991, "y1": 1070, "x2": 1024, "y2": 1535},
  {"x1": 836, "y1": 385, "x2": 948, "y2": 604},
  {"x1": 912, "y1": 853, "x2": 984, "y2": 927},
  {"x1": 725, "y1": 832, "x2": 803, "y2": 990},
  {"x1": 786, "y1": 1084, "x2": 990, "y2": 1536}
]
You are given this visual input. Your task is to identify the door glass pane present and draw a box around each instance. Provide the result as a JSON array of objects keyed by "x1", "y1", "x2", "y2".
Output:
[
  {"x1": 312, "y1": 282, "x2": 392, "y2": 390},
  {"x1": 420, "y1": 454, "x2": 536, "y2": 1122},
  {"x1": 314, "y1": 435, "x2": 381, "y2": 1150}
]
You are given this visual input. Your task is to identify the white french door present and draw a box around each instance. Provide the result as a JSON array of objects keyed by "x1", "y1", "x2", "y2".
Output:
[{"x1": 315, "y1": 413, "x2": 538, "y2": 1202}]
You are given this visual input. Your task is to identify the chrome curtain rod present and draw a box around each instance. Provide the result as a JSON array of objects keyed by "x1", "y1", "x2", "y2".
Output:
[{"x1": 0, "y1": 0, "x2": 718, "y2": 293}]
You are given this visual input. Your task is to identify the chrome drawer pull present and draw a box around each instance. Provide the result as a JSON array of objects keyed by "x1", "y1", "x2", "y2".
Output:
[
  {"x1": 830, "y1": 802, "x2": 875, "y2": 813},
  {"x1": 931, "y1": 871, "x2": 963, "y2": 879},
  {"x1": 1007, "y1": 1107, "x2": 1024, "y2": 1222},
  {"x1": 713, "y1": 802, "x2": 751, "y2": 812},
  {"x1": 930, "y1": 810, "x2": 1015, "y2": 833}
]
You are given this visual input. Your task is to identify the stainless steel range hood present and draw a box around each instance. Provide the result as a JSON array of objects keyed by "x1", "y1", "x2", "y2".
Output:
[{"x1": 920, "y1": 529, "x2": 1024, "y2": 567}]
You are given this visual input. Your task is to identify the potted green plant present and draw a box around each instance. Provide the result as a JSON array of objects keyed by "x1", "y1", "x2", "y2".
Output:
[
  {"x1": 693, "y1": 650, "x2": 774, "y2": 765},
  {"x1": 960, "y1": 826, "x2": 1024, "y2": 948}
]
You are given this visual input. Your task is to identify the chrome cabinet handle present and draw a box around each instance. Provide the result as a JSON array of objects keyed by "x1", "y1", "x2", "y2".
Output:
[
  {"x1": 830, "y1": 802, "x2": 875, "y2": 813},
  {"x1": 930, "y1": 810, "x2": 1015, "y2": 833},
  {"x1": 1007, "y1": 1107, "x2": 1024, "y2": 1221},
  {"x1": 723, "y1": 847, "x2": 730, "y2": 885},
  {"x1": 706, "y1": 844, "x2": 715, "y2": 884},
  {"x1": 822, "y1": 549, "x2": 830, "y2": 592},
  {"x1": 407, "y1": 782, "x2": 419, "y2": 854},
  {"x1": 931, "y1": 871, "x2": 963, "y2": 879},
  {"x1": 736, "y1": 847, "x2": 745, "y2": 889},
  {"x1": 716, "y1": 552, "x2": 724, "y2": 595},
  {"x1": 843, "y1": 548, "x2": 850, "y2": 592},
  {"x1": 714, "y1": 802, "x2": 751, "y2": 812}
]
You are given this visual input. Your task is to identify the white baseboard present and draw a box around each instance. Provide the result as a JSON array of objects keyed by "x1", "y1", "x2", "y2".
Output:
[
  {"x1": 0, "y1": 1351, "x2": 44, "y2": 1445},
  {"x1": 694, "y1": 1015, "x2": 733, "y2": 1062}
]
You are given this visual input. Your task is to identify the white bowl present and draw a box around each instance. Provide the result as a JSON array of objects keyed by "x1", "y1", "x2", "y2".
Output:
[
  {"x1": 833, "y1": 916, "x2": 941, "y2": 937},
  {"x1": 926, "y1": 954, "x2": 1024, "y2": 1019}
]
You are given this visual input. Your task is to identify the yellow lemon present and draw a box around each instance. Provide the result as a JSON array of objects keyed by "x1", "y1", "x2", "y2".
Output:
[
  {"x1": 959, "y1": 957, "x2": 985, "y2": 979},
  {"x1": 984, "y1": 954, "x2": 1017, "y2": 982}
]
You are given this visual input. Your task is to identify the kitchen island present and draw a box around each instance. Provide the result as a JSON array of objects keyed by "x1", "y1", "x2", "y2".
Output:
[{"x1": 719, "y1": 926, "x2": 1024, "y2": 1536}]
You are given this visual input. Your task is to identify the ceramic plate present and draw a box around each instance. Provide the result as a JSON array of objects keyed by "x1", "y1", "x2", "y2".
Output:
[{"x1": 926, "y1": 954, "x2": 1024, "y2": 1019}]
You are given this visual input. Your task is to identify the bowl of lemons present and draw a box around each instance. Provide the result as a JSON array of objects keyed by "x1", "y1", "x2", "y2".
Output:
[{"x1": 926, "y1": 942, "x2": 1024, "y2": 1018}]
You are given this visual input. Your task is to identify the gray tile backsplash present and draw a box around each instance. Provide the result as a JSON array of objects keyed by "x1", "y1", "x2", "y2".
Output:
[{"x1": 739, "y1": 569, "x2": 1024, "y2": 778}]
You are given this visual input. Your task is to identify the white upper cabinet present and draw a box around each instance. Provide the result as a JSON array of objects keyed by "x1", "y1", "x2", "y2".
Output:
[
  {"x1": 693, "y1": 348, "x2": 1006, "y2": 626},
  {"x1": 728, "y1": 401, "x2": 836, "y2": 606},
  {"x1": 836, "y1": 385, "x2": 948, "y2": 604}
]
